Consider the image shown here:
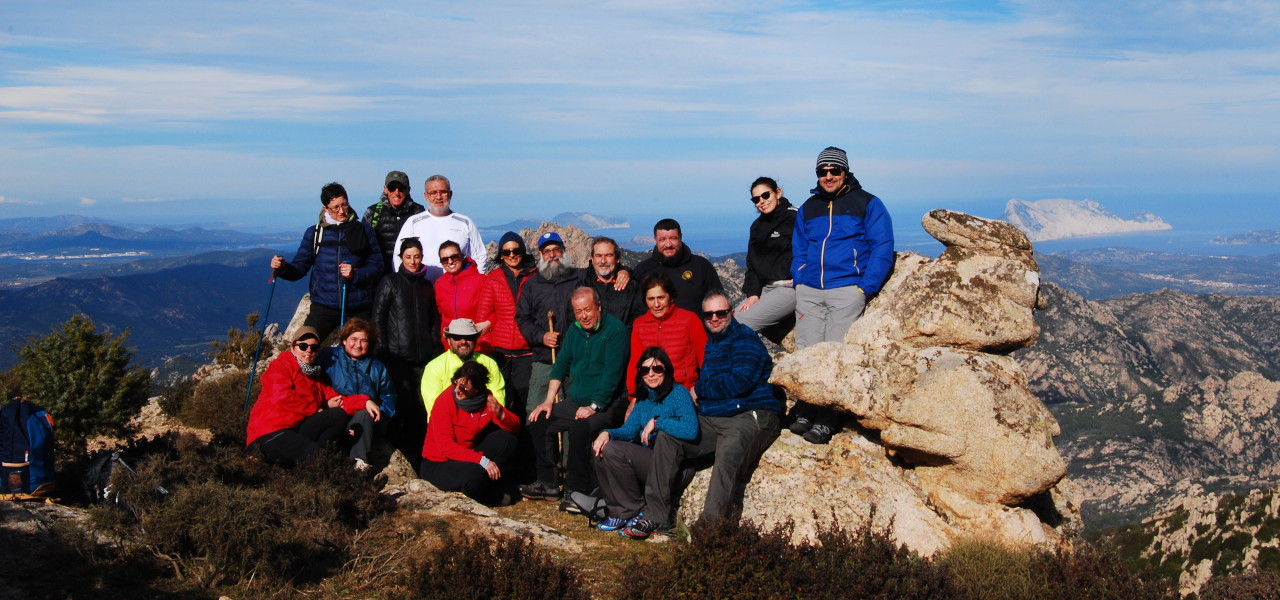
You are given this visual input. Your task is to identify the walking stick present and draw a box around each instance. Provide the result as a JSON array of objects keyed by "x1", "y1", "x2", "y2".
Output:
[
  {"x1": 243, "y1": 264, "x2": 278, "y2": 415},
  {"x1": 547, "y1": 311, "x2": 556, "y2": 363}
]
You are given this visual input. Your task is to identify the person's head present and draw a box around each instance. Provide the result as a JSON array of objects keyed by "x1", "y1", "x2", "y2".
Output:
[
  {"x1": 339, "y1": 318, "x2": 379, "y2": 360},
  {"x1": 591, "y1": 237, "x2": 620, "y2": 280},
  {"x1": 498, "y1": 231, "x2": 526, "y2": 270},
  {"x1": 439, "y1": 240, "x2": 465, "y2": 275},
  {"x1": 633, "y1": 346, "x2": 675, "y2": 402},
  {"x1": 701, "y1": 291, "x2": 733, "y2": 334},
  {"x1": 815, "y1": 147, "x2": 849, "y2": 194},
  {"x1": 641, "y1": 272, "x2": 677, "y2": 319},
  {"x1": 445, "y1": 318, "x2": 480, "y2": 360},
  {"x1": 290, "y1": 326, "x2": 321, "y2": 364},
  {"x1": 399, "y1": 238, "x2": 424, "y2": 272},
  {"x1": 424, "y1": 175, "x2": 452, "y2": 216},
  {"x1": 320, "y1": 182, "x2": 351, "y2": 222},
  {"x1": 384, "y1": 171, "x2": 410, "y2": 208},
  {"x1": 653, "y1": 219, "x2": 683, "y2": 259},
  {"x1": 536, "y1": 232, "x2": 573, "y2": 281},
  {"x1": 451, "y1": 360, "x2": 490, "y2": 400},
  {"x1": 571, "y1": 287, "x2": 603, "y2": 330},
  {"x1": 750, "y1": 177, "x2": 781, "y2": 215}
]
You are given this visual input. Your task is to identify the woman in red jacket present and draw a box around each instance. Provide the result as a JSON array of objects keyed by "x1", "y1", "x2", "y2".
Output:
[
  {"x1": 247, "y1": 326, "x2": 379, "y2": 466},
  {"x1": 628, "y1": 272, "x2": 707, "y2": 401},
  {"x1": 420, "y1": 361, "x2": 521, "y2": 505},
  {"x1": 475, "y1": 231, "x2": 535, "y2": 417},
  {"x1": 434, "y1": 240, "x2": 492, "y2": 354}
]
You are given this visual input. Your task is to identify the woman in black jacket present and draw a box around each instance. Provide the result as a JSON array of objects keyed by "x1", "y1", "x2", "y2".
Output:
[
  {"x1": 372, "y1": 237, "x2": 442, "y2": 467},
  {"x1": 735, "y1": 176, "x2": 797, "y2": 344}
]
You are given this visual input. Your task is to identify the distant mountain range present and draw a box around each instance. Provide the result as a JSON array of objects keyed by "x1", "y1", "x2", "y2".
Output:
[
  {"x1": 479, "y1": 212, "x2": 628, "y2": 233},
  {"x1": 0, "y1": 222, "x2": 294, "y2": 256},
  {"x1": 1037, "y1": 248, "x2": 1280, "y2": 299},
  {"x1": 1212, "y1": 229, "x2": 1280, "y2": 245},
  {"x1": 1003, "y1": 199, "x2": 1172, "y2": 242}
]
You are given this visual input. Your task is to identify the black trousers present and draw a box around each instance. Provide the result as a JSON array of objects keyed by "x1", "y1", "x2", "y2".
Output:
[
  {"x1": 529, "y1": 398, "x2": 626, "y2": 493},
  {"x1": 304, "y1": 302, "x2": 371, "y2": 346},
  {"x1": 384, "y1": 356, "x2": 428, "y2": 472},
  {"x1": 494, "y1": 350, "x2": 535, "y2": 483},
  {"x1": 644, "y1": 410, "x2": 781, "y2": 526},
  {"x1": 251, "y1": 407, "x2": 351, "y2": 466},
  {"x1": 419, "y1": 429, "x2": 518, "y2": 506},
  {"x1": 593, "y1": 441, "x2": 652, "y2": 520}
]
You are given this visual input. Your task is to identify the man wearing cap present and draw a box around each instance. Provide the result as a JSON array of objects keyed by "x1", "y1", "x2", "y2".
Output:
[
  {"x1": 788, "y1": 146, "x2": 895, "y2": 444},
  {"x1": 390, "y1": 175, "x2": 487, "y2": 282},
  {"x1": 633, "y1": 218, "x2": 723, "y2": 314},
  {"x1": 363, "y1": 170, "x2": 425, "y2": 276},
  {"x1": 515, "y1": 231, "x2": 585, "y2": 419},
  {"x1": 420, "y1": 319, "x2": 507, "y2": 421}
]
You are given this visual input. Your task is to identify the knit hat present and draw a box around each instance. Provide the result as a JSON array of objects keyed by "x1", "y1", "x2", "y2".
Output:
[
  {"x1": 816, "y1": 147, "x2": 849, "y2": 171},
  {"x1": 498, "y1": 231, "x2": 526, "y2": 254}
]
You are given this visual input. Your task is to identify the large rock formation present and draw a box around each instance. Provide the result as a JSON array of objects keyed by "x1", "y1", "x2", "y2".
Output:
[{"x1": 681, "y1": 210, "x2": 1078, "y2": 554}]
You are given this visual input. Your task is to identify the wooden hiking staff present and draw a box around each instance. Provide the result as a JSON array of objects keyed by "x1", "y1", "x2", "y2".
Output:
[{"x1": 547, "y1": 311, "x2": 556, "y2": 363}]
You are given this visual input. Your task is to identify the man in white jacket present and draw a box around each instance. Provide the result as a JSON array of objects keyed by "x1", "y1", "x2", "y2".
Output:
[{"x1": 392, "y1": 174, "x2": 488, "y2": 282}]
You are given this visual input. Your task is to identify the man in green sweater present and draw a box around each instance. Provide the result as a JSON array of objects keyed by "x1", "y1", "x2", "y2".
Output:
[{"x1": 522, "y1": 287, "x2": 629, "y2": 506}]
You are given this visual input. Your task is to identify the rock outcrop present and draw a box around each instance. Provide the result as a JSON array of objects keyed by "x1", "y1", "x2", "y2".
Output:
[{"x1": 683, "y1": 210, "x2": 1076, "y2": 554}]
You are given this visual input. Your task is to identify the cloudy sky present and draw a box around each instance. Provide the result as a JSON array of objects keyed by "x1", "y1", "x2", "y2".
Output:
[{"x1": 1, "y1": 1, "x2": 1277, "y2": 237}]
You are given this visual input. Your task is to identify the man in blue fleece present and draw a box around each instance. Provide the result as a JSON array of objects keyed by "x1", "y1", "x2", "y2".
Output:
[
  {"x1": 624, "y1": 291, "x2": 783, "y2": 539},
  {"x1": 788, "y1": 146, "x2": 895, "y2": 444}
]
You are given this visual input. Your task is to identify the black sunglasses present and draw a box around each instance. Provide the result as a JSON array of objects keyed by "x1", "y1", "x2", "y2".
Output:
[
  {"x1": 294, "y1": 342, "x2": 320, "y2": 351},
  {"x1": 449, "y1": 334, "x2": 479, "y2": 342},
  {"x1": 440, "y1": 253, "x2": 463, "y2": 263},
  {"x1": 500, "y1": 249, "x2": 523, "y2": 257},
  {"x1": 817, "y1": 166, "x2": 845, "y2": 178},
  {"x1": 387, "y1": 182, "x2": 406, "y2": 193},
  {"x1": 702, "y1": 309, "x2": 731, "y2": 320},
  {"x1": 638, "y1": 364, "x2": 666, "y2": 376},
  {"x1": 751, "y1": 190, "x2": 773, "y2": 204}
]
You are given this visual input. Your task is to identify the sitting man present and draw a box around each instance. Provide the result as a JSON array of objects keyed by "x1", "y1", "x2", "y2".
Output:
[
  {"x1": 624, "y1": 291, "x2": 783, "y2": 538},
  {"x1": 421, "y1": 319, "x2": 506, "y2": 421},
  {"x1": 420, "y1": 361, "x2": 521, "y2": 506},
  {"x1": 522, "y1": 287, "x2": 629, "y2": 509}
]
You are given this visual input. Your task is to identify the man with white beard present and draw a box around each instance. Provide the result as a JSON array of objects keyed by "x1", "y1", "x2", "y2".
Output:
[{"x1": 515, "y1": 233, "x2": 587, "y2": 445}]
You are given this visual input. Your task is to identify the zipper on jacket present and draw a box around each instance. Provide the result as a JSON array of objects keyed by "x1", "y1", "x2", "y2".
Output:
[{"x1": 820, "y1": 201, "x2": 833, "y2": 289}]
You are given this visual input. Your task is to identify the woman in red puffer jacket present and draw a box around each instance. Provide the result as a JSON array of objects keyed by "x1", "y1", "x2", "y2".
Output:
[
  {"x1": 433, "y1": 240, "x2": 492, "y2": 354},
  {"x1": 628, "y1": 272, "x2": 707, "y2": 400},
  {"x1": 475, "y1": 231, "x2": 536, "y2": 416}
]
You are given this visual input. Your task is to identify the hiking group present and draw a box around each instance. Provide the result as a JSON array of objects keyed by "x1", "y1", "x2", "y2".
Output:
[{"x1": 246, "y1": 146, "x2": 895, "y2": 538}]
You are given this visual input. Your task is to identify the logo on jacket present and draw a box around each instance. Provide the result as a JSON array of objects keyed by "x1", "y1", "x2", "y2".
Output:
[
  {"x1": 770, "y1": 231, "x2": 780, "y2": 238},
  {"x1": 682, "y1": 271, "x2": 692, "y2": 280}
]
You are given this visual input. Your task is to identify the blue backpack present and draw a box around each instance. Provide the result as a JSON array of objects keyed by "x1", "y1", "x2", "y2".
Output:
[{"x1": 0, "y1": 400, "x2": 55, "y2": 496}]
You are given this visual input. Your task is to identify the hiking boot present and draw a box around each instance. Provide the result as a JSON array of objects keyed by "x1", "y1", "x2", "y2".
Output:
[
  {"x1": 519, "y1": 481, "x2": 561, "y2": 501},
  {"x1": 623, "y1": 519, "x2": 671, "y2": 539},
  {"x1": 789, "y1": 415, "x2": 813, "y2": 435},
  {"x1": 803, "y1": 423, "x2": 834, "y2": 444},
  {"x1": 598, "y1": 517, "x2": 628, "y2": 531}
]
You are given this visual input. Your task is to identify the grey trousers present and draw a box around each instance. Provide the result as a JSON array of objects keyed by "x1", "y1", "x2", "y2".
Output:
[
  {"x1": 794, "y1": 284, "x2": 866, "y2": 349},
  {"x1": 346, "y1": 409, "x2": 375, "y2": 462},
  {"x1": 736, "y1": 284, "x2": 797, "y2": 335},
  {"x1": 593, "y1": 441, "x2": 652, "y2": 520},
  {"x1": 643, "y1": 410, "x2": 781, "y2": 526}
]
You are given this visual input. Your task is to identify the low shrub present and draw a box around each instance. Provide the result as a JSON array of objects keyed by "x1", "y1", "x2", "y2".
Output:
[
  {"x1": 179, "y1": 369, "x2": 260, "y2": 443},
  {"x1": 617, "y1": 519, "x2": 965, "y2": 600},
  {"x1": 1200, "y1": 570, "x2": 1280, "y2": 600},
  {"x1": 400, "y1": 533, "x2": 588, "y2": 600},
  {"x1": 157, "y1": 376, "x2": 196, "y2": 419},
  {"x1": 945, "y1": 538, "x2": 1036, "y2": 600},
  {"x1": 1030, "y1": 542, "x2": 1176, "y2": 599},
  {"x1": 208, "y1": 312, "x2": 263, "y2": 369}
]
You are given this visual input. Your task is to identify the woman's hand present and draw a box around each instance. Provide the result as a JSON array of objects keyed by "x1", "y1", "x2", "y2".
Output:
[
  {"x1": 592, "y1": 431, "x2": 610, "y2": 457},
  {"x1": 365, "y1": 400, "x2": 381, "y2": 422},
  {"x1": 339, "y1": 263, "x2": 354, "y2": 279},
  {"x1": 738, "y1": 295, "x2": 760, "y2": 312},
  {"x1": 688, "y1": 386, "x2": 698, "y2": 404},
  {"x1": 475, "y1": 320, "x2": 493, "y2": 335},
  {"x1": 641, "y1": 418, "x2": 657, "y2": 447},
  {"x1": 328, "y1": 396, "x2": 343, "y2": 409},
  {"x1": 487, "y1": 394, "x2": 503, "y2": 419},
  {"x1": 483, "y1": 461, "x2": 501, "y2": 480},
  {"x1": 624, "y1": 397, "x2": 636, "y2": 421},
  {"x1": 271, "y1": 255, "x2": 284, "y2": 270}
]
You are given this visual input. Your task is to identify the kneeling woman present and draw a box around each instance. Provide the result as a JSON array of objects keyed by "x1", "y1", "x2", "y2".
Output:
[
  {"x1": 591, "y1": 347, "x2": 699, "y2": 531},
  {"x1": 247, "y1": 326, "x2": 381, "y2": 466},
  {"x1": 420, "y1": 361, "x2": 520, "y2": 506}
]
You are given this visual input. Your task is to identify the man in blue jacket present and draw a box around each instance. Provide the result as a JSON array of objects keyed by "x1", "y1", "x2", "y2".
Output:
[
  {"x1": 624, "y1": 291, "x2": 783, "y2": 539},
  {"x1": 272, "y1": 182, "x2": 384, "y2": 343},
  {"x1": 789, "y1": 146, "x2": 894, "y2": 444}
]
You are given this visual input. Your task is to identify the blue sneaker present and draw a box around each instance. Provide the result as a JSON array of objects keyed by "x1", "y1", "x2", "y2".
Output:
[
  {"x1": 619, "y1": 512, "x2": 645, "y2": 536},
  {"x1": 598, "y1": 517, "x2": 627, "y2": 531}
]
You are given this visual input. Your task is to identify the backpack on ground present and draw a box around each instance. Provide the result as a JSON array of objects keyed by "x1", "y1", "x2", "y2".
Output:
[{"x1": 0, "y1": 399, "x2": 56, "y2": 496}]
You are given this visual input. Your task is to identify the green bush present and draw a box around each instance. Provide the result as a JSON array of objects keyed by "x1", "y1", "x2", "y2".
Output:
[
  {"x1": 945, "y1": 538, "x2": 1035, "y2": 600},
  {"x1": 1200, "y1": 570, "x2": 1280, "y2": 600},
  {"x1": 617, "y1": 519, "x2": 964, "y2": 600},
  {"x1": 208, "y1": 312, "x2": 263, "y2": 369},
  {"x1": 943, "y1": 538, "x2": 1174, "y2": 600},
  {"x1": 401, "y1": 533, "x2": 588, "y2": 600},
  {"x1": 13, "y1": 313, "x2": 151, "y2": 455},
  {"x1": 178, "y1": 369, "x2": 260, "y2": 443},
  {"x1": 157, "y1": 376, "x2": 196, "y2": 419}
]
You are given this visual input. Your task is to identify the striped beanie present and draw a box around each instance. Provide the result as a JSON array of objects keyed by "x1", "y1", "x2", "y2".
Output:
[{"x1": 816, "y1": 147, "x2": 849, "y2": 171}]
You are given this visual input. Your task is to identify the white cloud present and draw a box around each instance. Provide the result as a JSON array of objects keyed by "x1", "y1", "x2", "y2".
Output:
[
  {"x1": 80, "y1": 197, "x2": 97, "y2": 206},
  {"x1": 120, "y1": 197, "x2": 177, "y2": 203},
  {"x1": 0, "y1": 196, "x2": 38, "y2": 205}
]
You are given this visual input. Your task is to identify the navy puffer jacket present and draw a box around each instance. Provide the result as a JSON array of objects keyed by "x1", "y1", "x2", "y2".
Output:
[{"x1": 277, "y1": 212, "x2": 384, "y2": 311}]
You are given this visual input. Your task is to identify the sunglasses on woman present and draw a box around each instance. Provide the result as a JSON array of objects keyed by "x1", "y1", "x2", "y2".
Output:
[
  {"x1": 294, "y1": 342, "x2": 320, "y2": 351},
  {"x1": 638, "y1": 364, "x2": 666, "y2": 376},
  {"x1": 751, "y1": 190, "x2": 773, "y2": 204},
  {"x1": 500, "y1": 249, "x2": 523, "y2": 257}
]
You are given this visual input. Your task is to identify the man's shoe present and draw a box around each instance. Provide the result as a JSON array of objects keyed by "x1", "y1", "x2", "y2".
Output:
[
  {"x1": 519, "y1": 481, "x2": 561, "y2": 501},
  {"x1": 619, "y1": 512, "x2": 645, "y2": 536},
  {"x1": 803, "y1": 423, "x2": 834, "y2": 444},
  {"x1": 789, "y1": 415, "x2": 813, "y2": 435},
  {"x1": 623, "y1": 519, "x2": 672, "y2": 539},
  {"x1": 598, "y1": 517, "x2": 628, "y2": 531}
]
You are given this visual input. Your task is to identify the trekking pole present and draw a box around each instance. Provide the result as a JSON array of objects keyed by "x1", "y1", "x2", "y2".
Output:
[
  {"x1": 243, "y1": 263, "x2": 278, "y2": 415},
  {"x1": 340, "y1": 260, "x2": 350, "y2": 327}
]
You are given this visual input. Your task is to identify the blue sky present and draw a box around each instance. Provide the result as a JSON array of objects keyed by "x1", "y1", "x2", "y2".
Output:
[{"x1": 0, "y1": 0, "x2": 1277, "y2": 246}]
